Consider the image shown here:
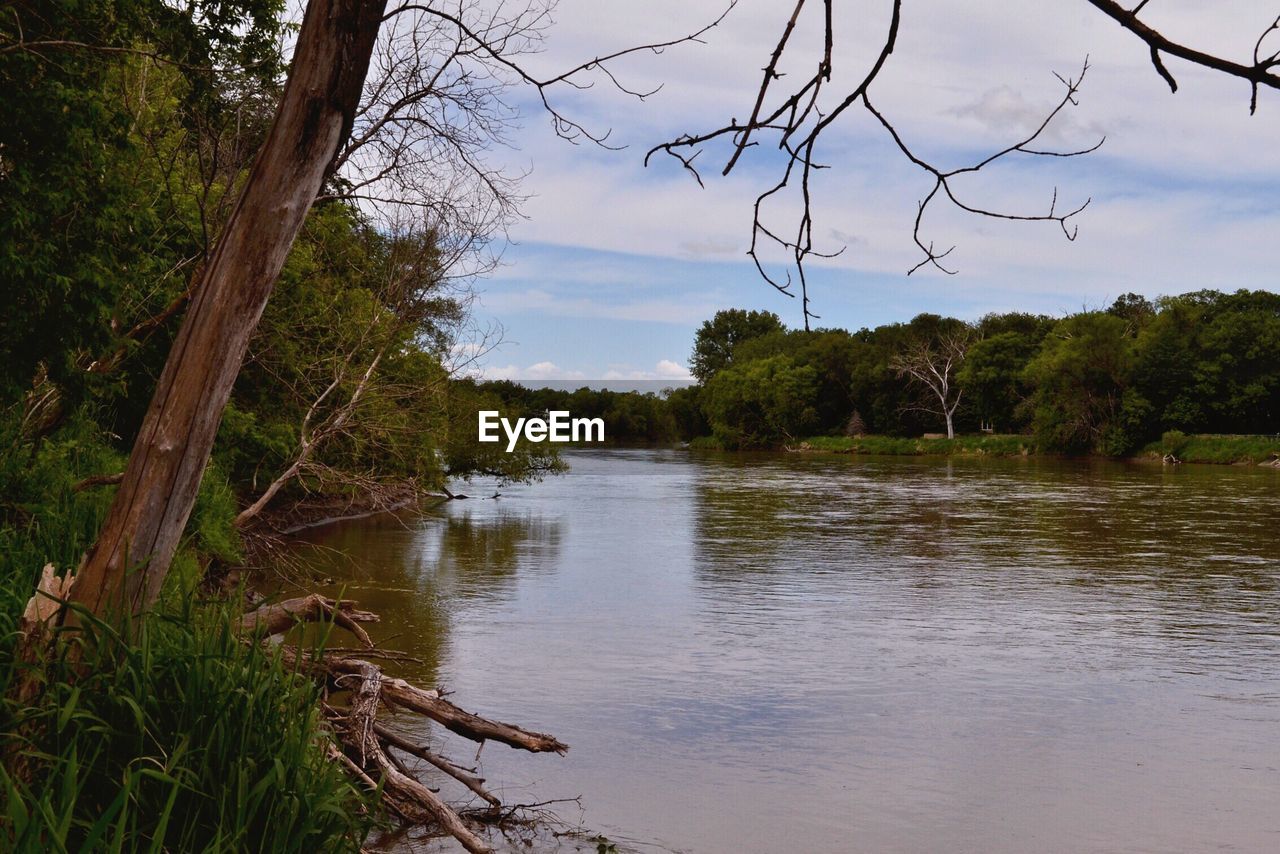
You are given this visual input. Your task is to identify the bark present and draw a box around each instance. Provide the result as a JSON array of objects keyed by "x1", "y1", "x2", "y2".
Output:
[
  {"x1": 239, "y1": 594, "x2": 379, "y2": 647},
  {"x1": 245, "y1": 596, "x2": 565, "y2": 852},
  {"x1": 325, "y1": 657, "x2": 567, "y2": 754},
  {"x1": 374, "y1": 722, "x2": 501, "y2": 808},
  {"x1": 339, "y1": 662, "x2": 491, "y2": 854},
  {"x1": 68, "y1": 0, "x2": 387, "y2": 623}
]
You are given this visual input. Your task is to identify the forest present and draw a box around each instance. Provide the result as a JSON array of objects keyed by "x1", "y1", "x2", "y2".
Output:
[{"x1": 481, "y1": 291, "x2": 1280, "y2": 459}]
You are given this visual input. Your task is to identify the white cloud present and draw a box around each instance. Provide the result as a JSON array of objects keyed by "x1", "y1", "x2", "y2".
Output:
[
  {"x1": 487, "y1": 0, "x2": 1280, "y2": 285},
  {"x1": 481, "y1": 361, "x2": 587, "y2": 381},
  {"x1": 599, "y1": 359, "x2": 693, "y2": 381},
  {"x1": 478, "y1": 287, "x2": 724, "y2": 325}
]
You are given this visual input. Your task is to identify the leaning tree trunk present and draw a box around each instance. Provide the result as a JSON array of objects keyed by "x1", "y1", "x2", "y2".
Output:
[{"x1": 68, "y1": 0, "x2": 387, "y2": 623}]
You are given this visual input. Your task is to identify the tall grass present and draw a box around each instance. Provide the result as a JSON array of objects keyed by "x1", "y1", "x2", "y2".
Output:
[
  {"x1": 1139, "y1": 432, "x2": 1280, "y2": 465},
  {"x1": 1, "y1": 604, "x2": 372, "y2": 853},
  {"x1": 0, "y1": 414, "x2": 375, "y2": 852}
]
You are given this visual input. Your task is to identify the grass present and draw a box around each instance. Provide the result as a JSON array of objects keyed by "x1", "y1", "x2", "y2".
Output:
[
  {"x1": 0, "y1": 413, "x2": 375, "y2": 853},
  {"x1": 693, "y1": 430, "x2": 1280, "y2": 465},
  {"x1": 2, "y1": 604, "x2": 372, "y2": 853},
  {"x1": 1138, "y1": 431, "x2": 1280, "y2": 465},
  {"x1": 793, "y1": 434, "x2": 1038, "y2": 457}
]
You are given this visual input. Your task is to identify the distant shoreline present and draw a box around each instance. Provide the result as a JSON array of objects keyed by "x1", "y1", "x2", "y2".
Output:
[{"x1": 685, "y1": 433, "x2": 1280, "y2": 467}]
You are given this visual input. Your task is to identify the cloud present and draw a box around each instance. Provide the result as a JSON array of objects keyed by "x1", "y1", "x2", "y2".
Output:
[
  {"x1": 950, "y1": 86, "x2": 1110, "y2": 148},
  {"x1": 678, "y1": 237, "x2": 741, "y2": 258},
  {"x1": 478, "y1": 286, "x2": 724, "y2": 325},
  {"x1": 440, "y1": 0, "x2": 1280, "y2": 375},
  {"x1": 599, "y1": 359, "x2": 693, "y2": 381},
  {"x1": 481, "y1": 361, "x2": 587, "y2": 381}
]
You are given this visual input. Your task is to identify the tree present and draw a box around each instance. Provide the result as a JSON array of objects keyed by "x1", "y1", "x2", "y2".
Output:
[
  {"x1": 958, "y1": 326, "x2": 1047, "y2": 434},
  {"x1": 1130, "y1": 290, "x2": 1280, "y2": 435},
  {"x1": 649, "y1": 1, "x2": 1280, "y2": 327},
  {"x1": 67, "y1": 0, "x2": 387, "y2": 622},
  {"x1": 689, "y1": 309, "x2": 786, "y2": 381},
  {"x1": 890, "y1": 327, "x2": 971, "y2": 439},
  {"x1": 701, "y1": 355, "x2": 819, "y2": 448},
  {"x1": 1025, "y1": 311, "x2": 1137, "y2": 454}
]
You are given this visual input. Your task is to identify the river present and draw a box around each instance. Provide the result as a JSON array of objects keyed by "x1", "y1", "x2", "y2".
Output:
[{"x1": 285, "y1": 450, "x2": 1280, "y2": 853}]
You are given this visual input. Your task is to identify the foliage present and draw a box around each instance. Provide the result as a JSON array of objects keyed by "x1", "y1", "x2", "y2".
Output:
[
  {"x1": 1, "y1": 607, "x2": 369, "y2": 853},
  {"x1": 0, "y1": 411, "x2": 372, "y2": 852},
  {"x1": 1024, "y1": 312, "x2": 1134, "y2": 454},
  {"x1": 688, "y1": 309, "x2": 785, "y2": 382},
  {"x1": 701, "y1": 355, "x2": 819, "y2": 448},
  {"x1": 685, "y1": 292, "x2": 1278, "y2": 456},
  {"x1": 0, "y1": 1, "x2": 284, "y2": 405}
]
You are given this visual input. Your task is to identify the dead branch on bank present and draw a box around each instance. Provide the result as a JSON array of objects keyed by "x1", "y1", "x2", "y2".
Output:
[{"x1": 241, "y1": 593, "x2": 566, "y2": 853}]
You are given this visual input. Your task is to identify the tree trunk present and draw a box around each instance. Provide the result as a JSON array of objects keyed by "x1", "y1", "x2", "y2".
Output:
[
  {"x1": 68, "y1": 0, "x2": 386, "y2": 623},
  {"x1": 945, "y1": 412, "x2": 955, "y2": 440}
]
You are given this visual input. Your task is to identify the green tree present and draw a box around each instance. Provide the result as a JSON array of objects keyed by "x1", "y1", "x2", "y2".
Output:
[
  {"x1": 689, "y1": 309, "x2": 785, "y2": 381},
  {"x1": 1025, "y1": 312, "x2": 1140, "y2": 454},
  {"x1": 701, "y1": 355, "x2": 819, "y2": 448},
  {"x1": 959, "y1": 331, "x2": 1041, "y2": 432}
]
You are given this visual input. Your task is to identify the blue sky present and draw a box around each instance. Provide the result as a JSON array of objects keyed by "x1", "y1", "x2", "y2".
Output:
[{"x1": 430, "y1": 0, "x2": 1280, "y2": 381}]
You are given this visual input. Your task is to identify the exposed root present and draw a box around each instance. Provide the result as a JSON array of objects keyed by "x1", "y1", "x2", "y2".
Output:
[{"x1": 242, "y1": 594, "x2": 567, "y2": 853}]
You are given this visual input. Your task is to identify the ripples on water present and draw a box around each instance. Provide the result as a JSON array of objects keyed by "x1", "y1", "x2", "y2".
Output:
[{"x1": 292, "y1": 450, "x2": 1280, "y2": 854}]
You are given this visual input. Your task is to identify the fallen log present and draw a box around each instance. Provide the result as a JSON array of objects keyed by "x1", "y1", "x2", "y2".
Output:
[
  {"x1": 338, "y1": 660, "x2": 491, "y2": 854},
  {"x1": 374, "y1": 722, "x2": 501, "y2": 808},
  {"x1": 327, "y1": 657, "x2": 567, "y2": 754},
  {"x1": 241, "y1": 594, "x2": 566, "y2": 852},
  {"x1": 240, "y1": 594, "x2": 378, "y2": 647}
]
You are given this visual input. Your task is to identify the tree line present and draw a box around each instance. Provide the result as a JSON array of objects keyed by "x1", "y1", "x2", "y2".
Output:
[{"x1": 481, "y1": 290, "x2": 1280, "y2": 453}]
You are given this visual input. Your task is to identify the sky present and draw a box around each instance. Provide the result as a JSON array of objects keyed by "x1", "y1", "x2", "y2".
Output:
[{"x1": 431, "y1": 0, "x2": 1280, "y2": 382}]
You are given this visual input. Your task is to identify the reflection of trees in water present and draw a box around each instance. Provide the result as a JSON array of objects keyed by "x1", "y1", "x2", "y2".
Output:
[
  {"x1": 689, "y1": 455, "x2": 1280, "y2": 637},
  {"x1": 279, "y1": 507, "x2": 563, "y2": 685},
  {"x1": 419, "y1": 509, "x2": 564, "y2": 600},
  {"x1": 689, "y1": 455, "x2": 978, "y2": 592}
]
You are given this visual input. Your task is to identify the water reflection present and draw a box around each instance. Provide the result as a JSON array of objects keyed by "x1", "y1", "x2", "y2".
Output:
[
  {"x1": 286, "y1": 451, "x2": 1280, "y2": 854},
  {"x1": 285, "y1": 506, "x2": 563, "y2": 684}
]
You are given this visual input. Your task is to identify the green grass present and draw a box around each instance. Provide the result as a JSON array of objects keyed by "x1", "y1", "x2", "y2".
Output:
[
  {"x1": 0, "y1": 413, "x2": 375, "y2": 853},
  {"x1": 1, "y1": 605, "x2": 372, "y2": 853},
  {"x1": 1138, "y1": 432, "x2": 1280, "y2": 465},
  {"x1": 795, "y1": 434, "x2": 1037, "y2": 457}
]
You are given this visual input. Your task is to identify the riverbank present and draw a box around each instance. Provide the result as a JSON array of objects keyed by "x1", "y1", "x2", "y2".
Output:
[{"x1": 689, "y1": 433, "x2": 1280, "y2": 466}]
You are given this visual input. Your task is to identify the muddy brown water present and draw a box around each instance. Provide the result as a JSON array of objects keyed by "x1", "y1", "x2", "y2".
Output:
[{"x1": 283, "y1": 449, "x2": 1280, "y2": 853}]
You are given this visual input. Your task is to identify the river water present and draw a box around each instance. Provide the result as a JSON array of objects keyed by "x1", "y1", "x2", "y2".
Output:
[{"x1": 287, "y1": 450, "x2": 1280, "y2": 853}]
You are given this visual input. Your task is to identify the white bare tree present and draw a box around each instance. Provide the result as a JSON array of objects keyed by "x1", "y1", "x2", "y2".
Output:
[{"x1": 891, "y1": 331, "x2": 971, "y2": 439}]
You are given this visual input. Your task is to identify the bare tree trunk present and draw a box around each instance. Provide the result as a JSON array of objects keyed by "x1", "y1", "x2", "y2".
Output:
[
  {"x1": 68, "y1": 0, "x2": 387, "y2": 623},
  {"x1": 944, "y1": 411, "x2": 955, "y2": 440}
]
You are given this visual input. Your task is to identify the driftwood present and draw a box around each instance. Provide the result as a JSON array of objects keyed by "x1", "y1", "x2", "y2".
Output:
[
  {"x1": 240, "y1": 594, "x2": 379, "y2": 646},
  {"x1": 244, "y1": 594, "x2": 566, "y2": 853}
]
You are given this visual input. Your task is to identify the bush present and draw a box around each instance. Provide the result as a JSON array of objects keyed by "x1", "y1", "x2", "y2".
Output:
[
  {"x1": 0, "y1": 416, "x2": 373, "y2": 853},
  {"x1": 1160, "y1": 429, "x2": 1190, "y2": 457},
  {"x1": 1, "y1": 606, "x2": 372, "y2": 853}
]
